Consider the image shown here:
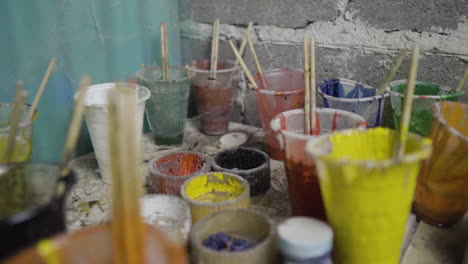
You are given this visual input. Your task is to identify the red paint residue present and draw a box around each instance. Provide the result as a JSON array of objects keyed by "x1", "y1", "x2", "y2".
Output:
[
  {"x1": 279, "y1": 114, "x2": 286, "y2": 130},
  {"x1": 313, "y1": 111, "x2": 321, "y2": 135},
  {"x1": 357, "y1": 121, "x2": 368, "y2": 128},
  {"x1": 418, "y1": 96, "x2": 430, "y2": 99},
  {"x1": 331, "y1": 111, "x2": 339, "y2": 132},
  {"x1": 155, "y1": 153, "x2": 205, "y2": 176}
]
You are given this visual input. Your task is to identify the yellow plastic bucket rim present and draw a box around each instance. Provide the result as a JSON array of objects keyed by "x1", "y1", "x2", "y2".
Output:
[{"x1": 305, "y1": 128, "x2": 432, "y2": 169}]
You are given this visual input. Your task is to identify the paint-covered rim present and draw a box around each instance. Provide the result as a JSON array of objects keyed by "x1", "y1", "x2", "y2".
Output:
[
  {"x1": 433, "y1": 102, "x2": 468, "y2": 143},
  {"x1": 0, "y1": 103, "x2": 37, "y2": 133},
  {"x1": 136, "y1": 66, "x2": 195, "y2": 83},
  {"x1": 305, "y1": 127, "x2": 432, "y2": 169},
  {"x1": 187, "y1": 59, "x2": 241, "y2": 74},
  {"x1": 78, "y1": 83, "x2": 151, "y2": 107},
  {"x1": 211, "y1": 147, "x2": 270, "y2": 174},
  {"x1": 317, "y1": 78, "x2": 389, "y2": 103},
  {"x1": 180, "y1": 171, "x2": 250, "y2": 207},
  {"x1": 190, "y1": 208, "x2": 275, "y2": 257},
  {"x1": 149, "y1": 151, "x2": 210, "y2": 179},
  {"x1": 270, "y1": 108, "x2": 367, "y2": 143},
  {"x1": 0, "y1": 162, "x2": 71, "y2": 226},
  {"x1": 254, "y1": 68, "x2": 305, "y2": 96},
  {"x1": 386, "y1": 79, "x2": 463, "y2": 99}
]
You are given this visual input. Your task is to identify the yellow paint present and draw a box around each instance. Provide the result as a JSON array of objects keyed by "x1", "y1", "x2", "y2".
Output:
[
  {"x1": 309, "y1": 127, "x2": 431, "y2": 264},
  {"x1": 185, "y1": 172, "x2": 244, "y2": 203},
  {"x1": 0, "y1": 136, "x2": 32, "y2": 163},
  {"x1": 37, "y1": 239, "x2": 61, "y2": 264}
]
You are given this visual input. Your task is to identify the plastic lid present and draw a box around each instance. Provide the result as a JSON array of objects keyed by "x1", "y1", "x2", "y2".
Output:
[
  {"x1": 219, "y1": 132, "x2": 248, "y2": 148},
  {"x1": 277, "y1": 217, "x2": 333, "y2": 260}
]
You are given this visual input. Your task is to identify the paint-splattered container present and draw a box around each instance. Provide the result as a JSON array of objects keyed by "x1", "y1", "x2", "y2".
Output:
[
  {"x1": 253, "y1": 69, "x2": 305, "y2": 161},
  {"x1": 181, "y1": 172, "x2": 250, "y2": 223},
  {"x1": 270, "y1": 108, "x2": 366, "y2": 220},
  {"x1": 211, "y1": 148, "x2": 270, "y2": 197},
  {"x1": 0, "y1": 163, "x2": 75, "y2": 260},
  {"x1": 4, "y1": 223, "x2": 188, "y2": 264},
  {"x1": 317, "y1": 78, "x2": 387, "y2": 128},
  {"x1": 141, "y1": 194, "x2": 192, "y2": 245},
  {"x1": 150, "y1": 152, "x2": 210, "y2": 195},
  {"x1": 387, "y1": 80, "x2": 462, "y2": 137},
  {"x1": 190, "y1": 209, "x2": 276, "y2": 264},
  {"x1": 80, "y1": 83, "x2": 150, "y2": 183}
]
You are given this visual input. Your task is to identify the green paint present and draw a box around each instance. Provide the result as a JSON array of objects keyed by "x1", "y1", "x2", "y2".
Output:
[
  {"x1": 390, "y1": 81, "x2": 462, "y2": 137},
  {"x1": 0, "y1": 0, "x2": 182, "y2": 162}
]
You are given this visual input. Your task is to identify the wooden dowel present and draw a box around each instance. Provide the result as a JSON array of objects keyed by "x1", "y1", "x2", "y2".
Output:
[
  {"x1": 210, "y1": 19, "x2": 220, "y2": 79},
  {"x1": 376, "y1": 49, "x2": 407, "y2": 95},
  {"x1": 303, "y1": 38, "x2": 311, "y2": 135},
  {"x1": 246, "y1": 35, "x2": 269, "y2": 90},
  {"x1": 3, "y1": 81, "x2": 26, "y2": 162},
  {"x1": 234, "y1": 22, "x2": 254, "y2": 67},
  {"x1": 228, "y1": 40, "x2": 258, "y2": 89},
  {"x1": 160, "y1": 23, "x2": 169, "y2": 81},
  {"x1": 28, "y1": 58, "x2": 56, "y2": 120},
  {"x1": 395, "y1": 44, "x2": 419, "y2": 160},
  {"x1": 310, "y1": 37, "x2": 317, "y2": 134},
  {"x1": 455, "y1": 68, "x2": 468, "y2": 92}
]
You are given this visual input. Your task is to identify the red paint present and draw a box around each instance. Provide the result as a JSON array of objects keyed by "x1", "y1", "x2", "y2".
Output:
[
  {"x1": 154, "y1": 153, "x2": 206, "y2": 177},
  {"x1": 279, "y1": 114, "x2": 286, "y2": 130},
  {"x1": 357, "y1": 121, "x2": 368, "y2": 128},
  {"x1": 331, "y1": 111, "x2": 340, "y2": 131},
  {"x1": 418, "y1": 96, "x2": 430, "y2": 99},
  {"x1": 312, "y1": 111, "x2": 321, "y2": 135}
]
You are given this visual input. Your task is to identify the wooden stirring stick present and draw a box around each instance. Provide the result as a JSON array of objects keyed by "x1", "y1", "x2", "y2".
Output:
[
  {"x1": 108, "y1": 87, "x2": 145, "y2": 264},
  {"x1": 3, "y1": 81, "x2": 26, "y2": 162},
  {"x1": 160, "y1": 23, "x2": 169, "y2": 81},
  {"x1": 28, "y1": 58, "x2": 56, "y2": 120},
  {"x1": 210, "y1": 19, "x2": 220, "y2": 80},
  {"x1": 310, "y1": 37, "x2": 317, "y2": 135},
  {"x1": 303, "y1": 37, "x2": 311, "y2": 135},
  {"x1": 455, "y1": 68, "x2": 468, "y2": 92},
  {"x1": 395, "y1": 44, "x2": 419, "y2": 160},
  {"x1": 234, "y1": 22, "x2": 254, "y2": 67},
  {"x1": 228, "y1": 40, "x2": 258, "y2": 89},
  {"x1": 246, "y1": 35, "x2": 269, "y2": 90}
]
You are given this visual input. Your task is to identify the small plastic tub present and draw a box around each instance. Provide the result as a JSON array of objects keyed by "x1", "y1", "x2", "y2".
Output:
[
  {"x1": 190, "y1": 209, "x2": 277, "y2": 264},
  {"x1": 181, "y1": 172, "x2": 250, "y2": 223},
  {"x1": 211, "y1": 148, "x2": 270, "y2": 197},
  {"x1": 141, "y1": 194, "x2": 192, "y2": 245},
  {"x1": 149, "y1": 152, "x2": 210, "y2": 195}
]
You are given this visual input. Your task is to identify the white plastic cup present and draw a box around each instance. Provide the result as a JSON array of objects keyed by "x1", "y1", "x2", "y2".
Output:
[{"x1": 80, "y1": 83, "x2": 150, "y2": 183}]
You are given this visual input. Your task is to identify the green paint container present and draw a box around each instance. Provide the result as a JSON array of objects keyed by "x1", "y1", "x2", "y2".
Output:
[
  {"x1": 137, "y1": 67, "x2": 194, "y2": 146},
  {"x1": 387, "y1": 80, "x2": 462, "y2": 137}
]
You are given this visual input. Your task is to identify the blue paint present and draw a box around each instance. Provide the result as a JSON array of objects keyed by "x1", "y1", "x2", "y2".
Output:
[
  {"x1": 203, "y1": 232, "x2": 255, "y2": 252},
  {"x1": 319, "y1": 79, "x2": 376, "y2": 99}
]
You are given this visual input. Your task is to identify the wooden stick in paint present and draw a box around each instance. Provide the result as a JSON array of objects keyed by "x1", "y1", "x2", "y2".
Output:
[
  {"x1": 395, "y1": 44, "x2": 419, "y2": 160},
  {"x1": 234, "y1": 22, "x2": 254, "y2": 67},
  {"x1": 303, "y1": 37, "x2": 311, "y2": 135},
  {"x1": 310, "y1": 37, "x2": 317, "y2": 135},
  {"x1": 228, "y1": 39, "x2": 258, "y2": 89},
  {"x1": 210, "y1": 19, "x2": 220, "y2": 79},
  {"x1": 3, "y1": 81, "x2": 26, "y2": 162},
  {"x1": 108, "y1": 87, "x2": 145, "y2": 264},
  {"x1": 160, "y1": 23, "x2": 169, "y2": 81},
  {"x1": 28, "y1": 57, "x2": 56, "y2": 120},
  {"x1": 60, "y1": 75, "x2": 91, "y2": 176},
  {"x1": 455, "y1": 68, "x2": 468, "y2": 92},
  {"x1": 376, "y1": 49, "x2": 407, "y2": 95},
  {"x1": 246, "y1": 34, "x2": 269, "y2": 90}
]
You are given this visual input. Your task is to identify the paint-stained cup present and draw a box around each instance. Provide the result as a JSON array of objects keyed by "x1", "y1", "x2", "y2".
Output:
[
  {"x1": 149, "y1": 152, "x2": 210, "y2": 195},
  {"x1": 0, "y1": 104, "x2": 38, "y2": 163},
  {"x1": 271, "y1": 108, "x2": 367, "y2": 220},
  {"x1": 254, "y1": 69, "x2": 305, "y2": 161},
  {"x1": 81, "y1": 83, "x2": 150, "y2": 183},
  {"x1": 388, "y1": 80, "x2": 462, "y2": 137},
  {"x1": 190, "y1": 60, "x2": 241, "y2": 136},
  {"x1": 414, "y1": 102, "x2": 468, "y2": 227},
  {"x1": 317, "y1": 78, "x2": 387, "y2": 128},
  {"x1": 137, "y1": 67, "x2": 194, "y2": 145},
  {"x1": 306, "y1": 128, "x2": 432, "y2": 264}
]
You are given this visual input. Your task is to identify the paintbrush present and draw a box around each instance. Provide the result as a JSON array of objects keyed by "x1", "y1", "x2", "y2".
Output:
[
  {"x1": 246, "y1": 34, "x2": 268, "y2": 90},
  {"x1": 234, "y1": 22, "x2": 254, "y2": 67},
  {"x1": 161, "y1": 23, "x2": 169, "y2": 81},
  {"x1": 310, "y1": 37, "x2": 317, "y2": 135},
  {"x1": 454, "y1": 68, "x2": 468, "y2": 93},
  {"x1": 210, "y1": 19, "x2": 220, "y2": 80},
  {"x1": 394, "y1": 44, "x2": 419, "y2": 160},
  {"x1": 28, "y1": 58, "x2": 56, "y2": 120},
  {"x1": 108, "y1": 85, "x2": 145, "y2": 264},
  {"x1": 228, "y1": 40, "x2": 258, "y2": 90},
  {"x1": 3, "y1": 81, "x2": 26, "y2": 162},
  {"x1": 303, "y1": 37, "x2": 311, "y2": 135}
]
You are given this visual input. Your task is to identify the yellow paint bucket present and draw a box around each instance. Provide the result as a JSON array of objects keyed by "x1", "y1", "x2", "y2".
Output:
[
  {"x1": 181, "y1": 172, "x2": 250, "y2": 223},
  {"x1": 306, "y1": 127, "x2": 431, "y2": 264}
]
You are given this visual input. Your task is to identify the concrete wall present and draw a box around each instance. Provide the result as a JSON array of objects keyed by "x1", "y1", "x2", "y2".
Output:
[{"x1": 180, "y1": 0, "x2": 468, "y2": 127}]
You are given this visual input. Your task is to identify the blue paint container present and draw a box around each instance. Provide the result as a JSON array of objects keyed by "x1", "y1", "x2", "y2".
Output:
[{"x1": 317, "y1": 78, "x2": 387, "y2": 127}]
